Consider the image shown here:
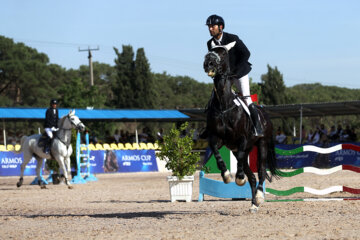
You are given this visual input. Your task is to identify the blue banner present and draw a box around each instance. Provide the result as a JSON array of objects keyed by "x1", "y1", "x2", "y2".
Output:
[
  {"x1": 103, "y1": 149, "x2": 158, "y2": 173},
  {"x1": 0, "y1": 151, "x2": 38, "y2": 176},
  {"x1": 276, "y1": 143, "x2": 360, "y2": 168}
]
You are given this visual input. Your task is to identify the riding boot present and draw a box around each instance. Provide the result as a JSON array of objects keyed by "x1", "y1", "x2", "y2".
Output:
[
  {"x1": 248, "y1": 104, "x2": 264, "y2": 137},
  {"x1": 44, "y1": 138, "x2": 51, "y2": 154}
]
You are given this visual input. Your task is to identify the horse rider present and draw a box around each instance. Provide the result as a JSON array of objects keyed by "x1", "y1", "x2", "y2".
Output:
[
  {"x1": 44, "y1": 99, "x2": 59, "y2": 153},
  {"x1": 206, "y1": 14, "x2": 264, "y2": 137}
]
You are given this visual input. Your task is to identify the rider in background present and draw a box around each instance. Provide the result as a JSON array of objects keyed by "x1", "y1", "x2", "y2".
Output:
[
  {"x1": 44, "y1": 99, "x2": 59, "y2": 153},
  {"x1": 206, "y1": 14, "x2": 264, "y2": 137}
]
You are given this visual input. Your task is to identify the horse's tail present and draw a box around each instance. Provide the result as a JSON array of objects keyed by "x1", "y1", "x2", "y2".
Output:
[
  {"x1": 266, "y1": 136, "x2": 281, "y2": 182},
  {"x1": 13, "y1": 136, "x2": 27, "y2": 154}
]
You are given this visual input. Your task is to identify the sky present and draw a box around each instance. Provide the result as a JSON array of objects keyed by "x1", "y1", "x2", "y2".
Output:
[{"x1": 2, "y1": 0, "x2": 360, "y2": 89}]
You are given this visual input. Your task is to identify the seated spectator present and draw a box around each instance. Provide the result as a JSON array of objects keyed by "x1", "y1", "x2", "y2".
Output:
[
  {"x1": 350, "y1": 127, "x2": 357, "y2": 142},
  {"x1": 311, "y1": 128, "x2": 320, "y2": 144},
  {"x1": 328, "y1": 125, "x2": 337, "y2": 142},
  {"x1": 156, "y1": 128, "x2": 164, "y2": 143},
  {"x1": 275, "y1": 128, "x2": 287, "y2": 144},
  {"x1": 113, "y1": 129, "x2": 121, "y2": 143},
  {"x1": 306, "y1": 129, "x2": 314, "y2": 143},
  {"x1": 340, "y1": 125, "x2": 351, "y2": 142}
]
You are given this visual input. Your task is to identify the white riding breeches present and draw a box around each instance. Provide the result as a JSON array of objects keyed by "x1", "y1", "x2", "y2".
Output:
[
  {"x1": 234, "y1": 75, "x2": 253, "y2": 105},
  {"x1": 45, "y1": 128, "x2": 54, "y2": 139}
]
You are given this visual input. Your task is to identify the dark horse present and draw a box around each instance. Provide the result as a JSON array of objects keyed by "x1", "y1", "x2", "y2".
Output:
[{"x1": 203, "y1": 41, "x2": 278, "y2": 212}]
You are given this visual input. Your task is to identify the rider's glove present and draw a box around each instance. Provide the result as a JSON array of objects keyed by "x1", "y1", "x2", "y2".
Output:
[{"x1": 51, "y1": 127, "x2": 59, "y2": 131}]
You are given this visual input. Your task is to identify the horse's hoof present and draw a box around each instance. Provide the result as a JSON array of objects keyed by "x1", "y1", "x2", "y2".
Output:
[
  {"x1": 255, "y1": 190, "x2": 264, "y2": 206},
  {"x1": 68, "y1": 185, "x2": 73, "y2": 189},
  {"x1": 16, "y1": 182, "x2": 22, "y2": 188},
  {"x1": 222, "y1": 170, "x2": 231, "y2": 184},
  {"x1": 249, "y1": 204, "x2": 259, "y2": 213},
  {"x1": 40, "y1": 185, "x2": 47, "y2": 189},
  {"x1": 235, "y1": 177, "x2": 246, "y2": 186}
]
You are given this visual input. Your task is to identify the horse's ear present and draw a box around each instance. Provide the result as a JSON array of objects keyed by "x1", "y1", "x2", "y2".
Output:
[
  {"x1": 68, "y1": 109, "x2": 74, "y2": 116},
  {"x1": 72, "y1": 109, "x2": 75, "y2": 115},
  {"x1": 224, "y1": 41, "x2": 236, "y2": 51}
]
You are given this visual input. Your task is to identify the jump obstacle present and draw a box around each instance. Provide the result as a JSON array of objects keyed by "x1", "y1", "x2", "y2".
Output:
[
  {"x1": 266, "y1": 143, "x2": 360, "y2": 202},
  {"x1": 71, "y1": 131, "x2": 97, "y2": 184},
  {"x1": 198, "y1": 143, "x2": 360, "y2": 202}
]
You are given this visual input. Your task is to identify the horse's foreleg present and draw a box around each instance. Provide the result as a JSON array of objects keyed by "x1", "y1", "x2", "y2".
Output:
[
  {"x1": 56, "y1": 157, "x2": 73, "y2": 189},
  {"x1": 209, "y1": 137, "x2": 231, "y2": 183},
  {"x1": 234, "y1": 150, "x2": 248, "y2": 186}
]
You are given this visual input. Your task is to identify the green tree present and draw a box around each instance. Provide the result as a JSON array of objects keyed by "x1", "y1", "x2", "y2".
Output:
[
  {"x1": 134, "y1": 48, "x2": 157, "y2": 108},
  {"x1": 113, "y1": 45, "x2": 135, "y2": 108},
  {"x1": 260, "y1": 64, "x2": 288, "y2": 105},
  {"x1": 0, "y1": 35, "x2": 58, "y2": 106}
]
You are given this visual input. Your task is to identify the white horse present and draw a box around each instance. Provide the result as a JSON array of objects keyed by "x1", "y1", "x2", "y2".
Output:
[{"x1": 15, "y1": 110, "x2": 85, "y2": 189}]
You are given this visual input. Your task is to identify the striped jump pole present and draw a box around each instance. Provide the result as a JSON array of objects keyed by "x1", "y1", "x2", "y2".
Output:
[{"x1": 266, "y1": 144, "x2": 360, "y2": 202}]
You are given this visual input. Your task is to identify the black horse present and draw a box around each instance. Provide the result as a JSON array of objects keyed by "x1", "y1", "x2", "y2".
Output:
[{"x1": 203, "y1": 41, "x2": 279, "y2": 212}]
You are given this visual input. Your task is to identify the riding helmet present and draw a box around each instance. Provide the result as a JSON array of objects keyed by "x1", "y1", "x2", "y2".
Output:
[
  {"x1": 50, "y1": 99, "x2": 58, "y2": 105},
  {"x1": 206, "y1": 15, "x2": 225, "y2": 29}
]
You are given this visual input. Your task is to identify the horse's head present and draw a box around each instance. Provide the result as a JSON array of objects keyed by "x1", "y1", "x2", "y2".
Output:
[
  {"x1": 203, "y1": 41, "x2": 236, "y2": 78},
  {"x1": 67, "y1": 110, "x2": 86, "y2": 132}
]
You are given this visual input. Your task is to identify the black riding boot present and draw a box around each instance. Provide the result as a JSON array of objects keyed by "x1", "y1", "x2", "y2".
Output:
[
  {"x1": 43, "y1": 138, "x2": 51, "y2": 154},
  {"x1": 249, "y1": 104, "x2": 264, "y2": 137}
]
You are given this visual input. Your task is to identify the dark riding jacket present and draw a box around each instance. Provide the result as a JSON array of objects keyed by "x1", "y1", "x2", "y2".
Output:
[
  {"x1": 207, "y1": 32, "x2": 252, "y2": 79},
  {"x1": 44, "y1": 107, "x2": 59, "y2": 128}
]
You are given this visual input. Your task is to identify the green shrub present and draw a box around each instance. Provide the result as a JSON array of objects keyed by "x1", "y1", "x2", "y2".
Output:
[{"x1": 156, "y1": 122, "x2": 200, "y2": 180}]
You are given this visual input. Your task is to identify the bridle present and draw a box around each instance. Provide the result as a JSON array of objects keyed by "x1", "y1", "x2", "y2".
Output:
[{"x1": 55, "y1": 115, "x2": 83, "y2": 147}]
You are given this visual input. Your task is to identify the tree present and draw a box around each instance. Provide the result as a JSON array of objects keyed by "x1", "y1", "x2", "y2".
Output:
[
  {"x1": 134, "y1": 48, "x2": 157, "y2": 108},
  {"x1": 260, "y1": 64, "x2": 288, "y2": 105},
  {"x1": 113, "y1": 45, "x2": 135, "y2": 108},
  {"x1": 0, "y1": 35, "x2": 58, "y2": 106}
]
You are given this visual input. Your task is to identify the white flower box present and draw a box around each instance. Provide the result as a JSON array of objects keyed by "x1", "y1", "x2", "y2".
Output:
[{"x1": 167, "y1": 175, "x2": 194, "y2": 202}]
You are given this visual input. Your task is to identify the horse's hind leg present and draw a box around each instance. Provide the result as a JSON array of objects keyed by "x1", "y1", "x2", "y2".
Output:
[
  {"x1": 254, "y1": 140, "x2": 268, "y2": 206},
  {"x1": 35, "y1": 157, "x2": 46, "y2": 189},
  {"x1": 243, "y1": 160, "x2": 259, "y2": 213},
  {"x1": 17, "y1": 152, "x2": 31, "y2": 188},
  {"x1": 209, "y1": 137, "x2": 231, "y2": 183}
]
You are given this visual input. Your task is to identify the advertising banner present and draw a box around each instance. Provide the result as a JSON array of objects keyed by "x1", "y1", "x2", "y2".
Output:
[
  {"x1": 276, "y1": 143, "x2": 360, "y2": 168},
  {"x1": 0, "y1": 149, "x2": 158, "y2": 176},
  {"x1": 0, "y1": 151, "x2": 38, "y2": 176}
]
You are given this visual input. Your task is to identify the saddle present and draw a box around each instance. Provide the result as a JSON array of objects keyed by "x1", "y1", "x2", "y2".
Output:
[{"x1": 38, "y1": 133, "x2": 52, "y2": 154}]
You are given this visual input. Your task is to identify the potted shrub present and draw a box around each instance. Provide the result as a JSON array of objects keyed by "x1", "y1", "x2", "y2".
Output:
[{"x1": 156, "y1": 122, "x2": 200, "y2": 202}]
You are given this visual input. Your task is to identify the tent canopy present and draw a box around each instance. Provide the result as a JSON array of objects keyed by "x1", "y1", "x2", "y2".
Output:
[{"x1": 0, "y1": 108, "x2": 190, "y2": 122}]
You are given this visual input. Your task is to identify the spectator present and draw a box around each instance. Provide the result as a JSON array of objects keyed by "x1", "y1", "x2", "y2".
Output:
[
  {"x1": 350, "y1": 127, "x2": 357, "y2": 142},
  {"x1": 191, "y1": 123, "x2": 199, "y2": 143},
  {"x1": 311, "y1": 127, "x2": 320, "y2": 144},
  {"x1": 306, "y1": 129, "x2": 314, "y2": 143},
  {"x1": 275, "y1": 128, "x2": 287, "y2": 144},
  {"x1": 156, "y1": 128, "x2": 164, "y2": 143},
  {"x1": 113, "y1": 129, "x2": 121, "y2": 143},
  {"x1": 328, "y1": 125, "x2": 337, "y2": 142}
]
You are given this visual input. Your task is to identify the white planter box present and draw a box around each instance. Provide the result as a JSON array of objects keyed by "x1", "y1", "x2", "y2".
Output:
[{"x1": 167, "y1": 175, "x2": 194, "y2": 202}]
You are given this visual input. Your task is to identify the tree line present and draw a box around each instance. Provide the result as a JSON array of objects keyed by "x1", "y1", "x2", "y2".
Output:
[{"x1": 1, "y1": 35, "x2": 359, "y2": 139}]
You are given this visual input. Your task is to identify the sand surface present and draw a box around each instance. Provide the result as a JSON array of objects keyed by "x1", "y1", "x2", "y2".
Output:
[{"x1": 1, "y1": 170, "x2": 360, "y2": 240}]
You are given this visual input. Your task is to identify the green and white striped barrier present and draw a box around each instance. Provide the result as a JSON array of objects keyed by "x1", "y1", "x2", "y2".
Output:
[{"x1": 266, "y1": 144, "x2": 360, "y2": 202}]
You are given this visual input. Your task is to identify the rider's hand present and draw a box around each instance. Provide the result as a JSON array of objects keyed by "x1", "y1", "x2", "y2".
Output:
[{"x1": 51, "y1": 127, "x2": 59, "y2": 131}]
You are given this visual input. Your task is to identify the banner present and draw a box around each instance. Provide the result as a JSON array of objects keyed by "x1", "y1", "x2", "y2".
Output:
[
  {"x1": 102, "y1": 149, "x2": 158, "y2": 173},
  {"x1": 0, "y1": 149, "x2": 158, "y2": 176},
  {"x1": 276, "y1": 143, "x2": 360, "y2": 168},
  {"x1": 0, "y1": 152, "x2": 39, "y2": 176}
]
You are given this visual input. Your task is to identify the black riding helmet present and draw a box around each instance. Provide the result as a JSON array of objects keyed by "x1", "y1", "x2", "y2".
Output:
[
  {"x1": 206, "y1": 14, "x2": 225, "y2": 29},
  {"x1": 50, "y1": 99, "x2": 58, "y2": 105}
]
